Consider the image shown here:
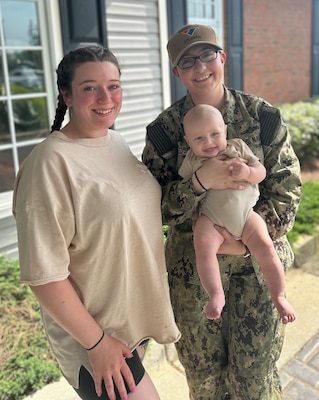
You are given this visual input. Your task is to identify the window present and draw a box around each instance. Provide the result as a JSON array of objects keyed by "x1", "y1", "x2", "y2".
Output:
[
  {"x1": 0, "y1": 0, "x2": 53, "y2": 193},
  {"x1": 186, "y1": 0, "x2": 223, "y2": 48},
  {"x1": 187, "y1": 0, "x2": 216, "y2": 20}
]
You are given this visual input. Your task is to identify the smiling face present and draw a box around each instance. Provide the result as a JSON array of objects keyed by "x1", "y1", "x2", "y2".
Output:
[
  {"x1": 183, "y1": 104, "x2": 227, "y2": 158},
  {"x1": 61, "y1": 61, "x2": 122, "y2": 138},
  {"x1": 173, "y1": 44, "x2": 226, "y2": 103}
]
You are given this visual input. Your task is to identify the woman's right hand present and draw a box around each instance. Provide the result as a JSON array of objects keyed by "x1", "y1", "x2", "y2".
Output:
[
  {"x1": 198, "y1": 155, "x2": 248, "y2": 190},
  {"x1": 87, "y1": 335, "x2": 135, "y2": 400},
  {"x1": 215, "y1": 225, "x2": 246, "y2": 256}
]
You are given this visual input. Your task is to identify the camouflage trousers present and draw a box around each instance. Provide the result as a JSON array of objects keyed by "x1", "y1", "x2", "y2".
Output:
[{"x1": 168, "y1": 262, "x2": 285, "y2": 400}]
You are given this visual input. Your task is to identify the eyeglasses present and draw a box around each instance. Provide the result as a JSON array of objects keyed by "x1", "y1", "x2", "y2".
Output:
[{"x1": 178, "y1": 49, "x2": 220, "y2": 69}]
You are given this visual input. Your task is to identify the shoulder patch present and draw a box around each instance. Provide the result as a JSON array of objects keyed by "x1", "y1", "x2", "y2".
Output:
[
  {"x1": 260, "y1": 108, "x2": 281, "y2": 146},
  {"x1": 147, "y1": 124, "x2": 177, "y2": 159}
]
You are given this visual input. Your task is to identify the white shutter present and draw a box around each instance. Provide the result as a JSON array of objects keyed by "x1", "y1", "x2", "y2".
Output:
[{"x1": 105, "y1": 0, "x2": 163, "y2": 159}]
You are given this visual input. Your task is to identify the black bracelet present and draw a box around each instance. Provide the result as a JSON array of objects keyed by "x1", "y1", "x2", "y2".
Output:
[
  {"x1": 85, "y1": 330, "x2": 105, "y2": 351},
  {"x1": 194, "y1": 171, "x2": 208, "y2": 192}
]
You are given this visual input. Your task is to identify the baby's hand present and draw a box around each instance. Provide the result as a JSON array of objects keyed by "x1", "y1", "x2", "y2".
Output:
[{"x1": 229, "y1": 161, "x2": 250, "y2": 180}]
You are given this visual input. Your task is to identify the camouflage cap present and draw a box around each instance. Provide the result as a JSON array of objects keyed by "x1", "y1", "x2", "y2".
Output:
[{"x1": 167, "y1": 24, "x2": 223, "y2": 67}]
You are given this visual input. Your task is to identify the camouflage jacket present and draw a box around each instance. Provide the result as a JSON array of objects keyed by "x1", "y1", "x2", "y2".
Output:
[{"x1": 142, "y1": 87, "x2": 302, "y2": 284}]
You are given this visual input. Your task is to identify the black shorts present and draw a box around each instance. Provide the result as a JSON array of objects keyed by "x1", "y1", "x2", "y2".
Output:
[{"x1": 74, "y1": 349, "x2": 145, "y2": 400}]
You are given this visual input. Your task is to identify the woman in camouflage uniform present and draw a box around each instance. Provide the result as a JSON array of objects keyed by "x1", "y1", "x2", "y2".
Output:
[{"x1": 142, "y1": 24, "x2": 301, "y2": 400}]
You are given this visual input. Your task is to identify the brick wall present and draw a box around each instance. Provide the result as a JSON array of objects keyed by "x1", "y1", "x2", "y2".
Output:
[{"x1": 243, "y1": 0, "x2": 312, "y2": 104}]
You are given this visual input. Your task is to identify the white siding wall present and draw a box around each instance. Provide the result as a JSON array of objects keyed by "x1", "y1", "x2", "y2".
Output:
[
  {"x1": 105, "y1": 0, "x2": 165, "y2": 159},
  {"x1": 0, "y1": 192, "x2": 18, "y2": 260}
]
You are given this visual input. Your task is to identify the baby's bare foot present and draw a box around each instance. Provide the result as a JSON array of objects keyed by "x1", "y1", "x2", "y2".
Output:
[
  {"x1": 275, "y1": 297, "x2": 296, "y2": 324},
  {"x1": 282, "y1": 314, "x2": 296, "y2": 324}
]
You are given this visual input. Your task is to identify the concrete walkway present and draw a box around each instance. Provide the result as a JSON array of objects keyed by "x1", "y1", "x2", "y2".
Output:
[{"x1": 24, "y1": 237, "x2": 319, "y2": 400}]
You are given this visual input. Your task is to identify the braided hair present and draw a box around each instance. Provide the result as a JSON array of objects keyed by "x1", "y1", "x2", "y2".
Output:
[{"x1": 50, "y1": 46, "x2": 121, "y2": 133}]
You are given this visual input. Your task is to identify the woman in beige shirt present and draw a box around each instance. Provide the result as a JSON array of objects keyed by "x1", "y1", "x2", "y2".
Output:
[{"x1": 13, "y1": 45, "x2": 180, "y2": 400}]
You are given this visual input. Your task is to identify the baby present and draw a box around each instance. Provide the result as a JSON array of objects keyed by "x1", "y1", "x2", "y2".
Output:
[{"x1": 179, "y1": 104, "x2": 296, "y2": 324}]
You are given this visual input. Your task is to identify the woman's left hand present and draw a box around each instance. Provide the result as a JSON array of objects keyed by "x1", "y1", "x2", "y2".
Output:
[{"x1": 214, "y1": 225, "x2": 245, "y2": 255}]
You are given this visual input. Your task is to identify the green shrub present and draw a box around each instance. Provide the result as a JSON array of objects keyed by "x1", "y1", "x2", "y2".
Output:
[
  {"x1": 287, "y1": 180, "x2": 319, "y2": 245},
  {"x1": 278, "y1": 97, "x2": 319, "y2": 166},
  {"x1": 0, "y1": 255, "x2": 61, "y2": 400}
]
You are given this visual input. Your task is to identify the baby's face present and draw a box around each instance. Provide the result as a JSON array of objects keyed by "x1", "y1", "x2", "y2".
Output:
[{"x1": 184, "y1": 114, "x2": 227, "y2": 158}]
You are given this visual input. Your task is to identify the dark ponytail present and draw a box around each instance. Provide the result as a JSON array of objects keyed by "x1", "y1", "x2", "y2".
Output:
[{"x1": 50, "y1": 94, "x2": 67, "y2": 132}]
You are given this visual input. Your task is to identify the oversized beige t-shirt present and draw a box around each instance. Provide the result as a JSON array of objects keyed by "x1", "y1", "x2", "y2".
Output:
[
  {"x1": 13, "y1": 130, "x2": 180, "y2": 387},
  {"x1": 179, "y1": 138, "x2": 260, "y2": 239}
]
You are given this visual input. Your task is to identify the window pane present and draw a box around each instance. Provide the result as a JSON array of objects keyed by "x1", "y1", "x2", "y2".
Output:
[
  {"x1": 187, "y1": 0, "x2": 215, "y2": 19},
  {"x1": 0, "y1": 100, "x2": 10, "y2": 144},
  {"x1": 13, "y1": 97, "x2": 49, "y2": 141},
  {"x1": 2, "y1": 0, "x2": 40, "y2": 46},
  {"x1": 0, "y1": 149, "x2": 15, "y2": 193},
  {"x1": 8, "y1": 50, "x2": 45, "y2": 94}
]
